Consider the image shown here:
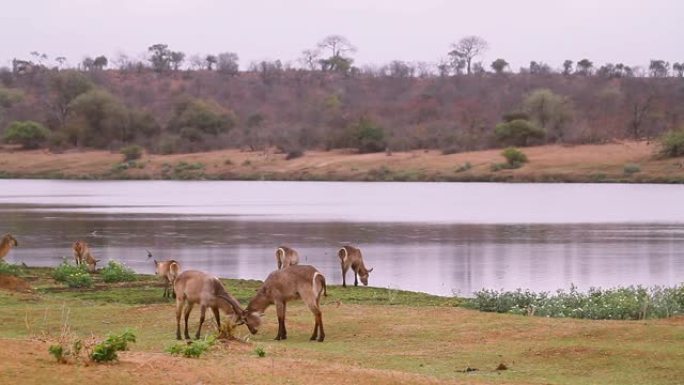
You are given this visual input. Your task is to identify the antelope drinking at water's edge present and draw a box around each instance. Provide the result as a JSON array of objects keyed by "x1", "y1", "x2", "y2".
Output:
[
  {"x1": 147, "y1": 250, "x2": 181, "y2": 298},
  {"x1": 338, "y1": 245, "x2": 373, "y2": 287},
  {"x1": 173, "y1": 270, "x2": 246, "y2": 340},
  {"x1": 72, "y1": 240, "x2": 99, "y2": 272},
  {"x1": 0, "y1": 234, "x2": 18, "y2": 261},
  {"x1": 242, "y1": 265, "x2": 327, "y2": 342},
  {"x1": 275, "y1": 245, "x2": 299, "y2": 269}
]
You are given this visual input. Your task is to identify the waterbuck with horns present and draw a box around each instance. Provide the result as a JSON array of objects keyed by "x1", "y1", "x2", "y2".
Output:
[
  {"x1": 72, "y1": 240, "x2": 99, "y2": 272},
  {"x1": 338, "y1": 245, "x2": 373, "y2": 287},
  {"x1": 173, "y1": 270, "x2": 246, "y2": 340},
  {"x1": 147, "y1": 250, "x2": 181, "y2": 298},
  {"x1": 275, "y1": 245, "x2": 299, "y2": 270},
  {"x1": 0, "y1": 233, "x2": 18, "y2": 261},
  {"x1": 242, "y1": 265, "x2": 327, "y2": 342}
]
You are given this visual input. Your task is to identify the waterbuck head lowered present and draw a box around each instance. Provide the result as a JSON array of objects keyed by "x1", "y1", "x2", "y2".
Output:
[
  {"x1": 359, "y1": 266, "x2": 374, "y2": 286},
  {"x1": 241, "y1": 310, "x2": 262, "y2": 335}
]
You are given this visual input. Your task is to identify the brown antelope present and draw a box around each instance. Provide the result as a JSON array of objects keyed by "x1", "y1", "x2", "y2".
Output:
[
  {"x1": 147, "y1": 250, "x2": 181, "y2": 298},
  {"x1": 72, "y1": 240, "x2": 99, "y2": 272},
  {"x1": 173, "y1": 270, "x2": 246, "y2": 340},
  {"x1": 242, "y1": 265, "x2": 327, "y2": 342},
  {"x1": 0, "y1": 234, "x2": 18, "y2": 261},
  {"x1": 338, "y1": 245, "x2": 373, "y2": 287},
  {"x1": 275, "y1": 245, "x2": 299, "y2": 269}
]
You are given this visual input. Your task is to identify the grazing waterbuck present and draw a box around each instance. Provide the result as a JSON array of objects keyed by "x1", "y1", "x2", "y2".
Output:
[
  {"x1": 338, "y1": 245, "x2": 373, "y2": 287},
  {"x1": 243, "y1": 265, "x2": 327, "y2": 342},
  {"x1": 72, "y1": 240, "x2": 99, "y2": 272},
  {"x1": 275, "y1": 245, "x2": 299, "y2": 269},
  {"x1": 173, "y1": 270, "x2": 246, "y2": 340},
  {"x1": 147, "y1": 250, "x2": 181, "y2": 298},
  {"x1": 0, "y1": 234, "x2": 18, "y2": 261}
]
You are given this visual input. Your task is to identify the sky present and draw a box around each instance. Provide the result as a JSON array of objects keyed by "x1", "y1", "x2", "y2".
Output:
[{"x1": 1, "y1": 0, "x2": 681, "y2": 72}]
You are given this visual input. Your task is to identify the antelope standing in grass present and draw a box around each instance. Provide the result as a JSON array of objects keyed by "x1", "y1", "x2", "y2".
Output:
[
  {"x1": 72, "y1": 240, "x2": 99, "y2": 272},
  {"x1": 173, "y1": 270, "x2": 246, "y2": 340},
  {"x1": 147, "y1": 250, "x2": 181, "y2": 298},
  {"x1": 338, "y1": 245, "x2": 373, "y2": 287},
  {"x1": 275, "y1": 245, "x2": 299, "y2": 269},
  {"x1": 0, "y1": 234, "x2": 18, "y2": 261},
  {"x1": 242, "y1": 265, "x2": 327, "y2": 342}
]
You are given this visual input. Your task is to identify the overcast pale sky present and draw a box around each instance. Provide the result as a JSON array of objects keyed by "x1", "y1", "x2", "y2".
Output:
[{"x1": 1, "y1": 0, "x2": 681, "y2": 71}]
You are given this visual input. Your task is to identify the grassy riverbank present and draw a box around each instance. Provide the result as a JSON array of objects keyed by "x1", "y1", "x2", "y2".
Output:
[
  {"x1": 0, "y1": 267, "x2": 682, "y2": 385},
  {"x1": 1, "y1": 140, "x2": 684, "y2": 183}
]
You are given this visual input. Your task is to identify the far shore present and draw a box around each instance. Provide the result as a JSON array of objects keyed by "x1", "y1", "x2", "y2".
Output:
[{"x1": 1, "y1": 140, "x2": 683, "y2": 183}]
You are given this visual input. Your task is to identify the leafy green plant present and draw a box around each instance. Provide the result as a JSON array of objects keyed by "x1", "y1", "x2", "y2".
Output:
[
  {"x1": 52, "y1": 261, "x2": 93, "y2": 288},
  {"x1": 90, "y1": 329, "x2": 136, "y2": 363},
  {"x1": 3, "y1": 120, "x2": 51, "y2": 149},
  {"x1": 502, "y1": 147, "x2": 528, "y2": 166},
  {"x1": 254, "y1": 346, "x2": 266, "y2": 358},
  {"x1": 658, "y1": 128, "x2": 684, "y2": 158},
  {"x1": 120, "y1": 144, "x2": 143, "y2": 161},
  {"x1": 166, "y1": 336, "x2": 216, "y2": 358},
  {"x1": 0, "y1": 261, "x2": 24, "y2": 276},
  {"x1": 48, "y1": 344, "x2": 66, "y2": 364},
  {"x1": 623, "y1": 163, "x2": 641, "y2": 175},
  {"x1": 100, "y1": 260, "x2": 136, "y2": 283}
]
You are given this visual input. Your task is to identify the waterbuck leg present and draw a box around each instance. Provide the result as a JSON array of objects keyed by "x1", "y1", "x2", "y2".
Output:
[
  {"x1": 183, "y1": 303, "x2": 194, "y2": 340},
  {"x1": 275, "y1": 302, "x2": 287, "y2": 340},
  {"x1": 309, "y1": 309, "x2": 320, "y2": 341},
  {"x1": 354, "y1": 271, "x2": 358, "y2": 287},
  {"x1": 212, "y1": 307, "x2": 221, "y2": 329},
  {"x1": 317, "y1": 312, "x2": 325, "y2": 342},
  {"x1": 175, "y1": 300, "x2": 184, "y2": 340},
  {"x1": 341, "y1": 263, "x2": 347, "y2": 287},
  {"x1": 196, "y1": 305, "x2": 207, "y2": 340}
]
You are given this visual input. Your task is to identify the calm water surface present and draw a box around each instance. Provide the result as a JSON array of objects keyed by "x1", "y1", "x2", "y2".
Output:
[{"x1": 1, "y1": 180, "x2": 683, "y2": 296}]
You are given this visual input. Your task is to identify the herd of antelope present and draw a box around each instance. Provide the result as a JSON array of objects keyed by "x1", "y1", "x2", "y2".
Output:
[{"x1": 0, "y1": 233, "x2": 374, "y2": 343}]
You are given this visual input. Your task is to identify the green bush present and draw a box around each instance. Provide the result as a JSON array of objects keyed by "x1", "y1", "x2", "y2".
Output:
[
  {"x1": 90, "y1": 329, "x2": 136, "y2": 363},
  {"x1": 120, "y1": 145, "x2": 143, "y2": 161},
  {"x1": 464, "y1": 284, "x2": 684, "y2": 320},
  {"x1": 0, "y1": 261, "x2": 24, "y2": 276},
  {"x1": 501, "y1": 147, "x2": 528, "y2": 168},
  {"x1": 100, "y1": 260, "x2": 136, "y2": 283},
  {"x1": 52, "y1": 261, "x2": 93, "y2": 288},
  {"x1": 48, "y1": 344, "x2": 66, "y2": 364},
  {"x1": 494, "y1": 119, "x2": 545, "y2": 147},
  {"x1": 254, "y1": 346, "x2": 266, "y2": 358},
  {"x1": 658, "y1": 128, "x2": 684, "y2": 158},
  {"x1": 3, "y1": 121, "x2": 51, "y2": 149},
  {"x1": 623, "y1": 163, "x2": 641, "y2": 175},
  {"x1": 166, "y1": 336, "x2": 216, "y2": 358}
]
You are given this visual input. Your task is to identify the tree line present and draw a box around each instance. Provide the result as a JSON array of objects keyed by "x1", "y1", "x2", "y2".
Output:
[{"x1": 1, "y1": 35, "x2": 683, "y2": 155}]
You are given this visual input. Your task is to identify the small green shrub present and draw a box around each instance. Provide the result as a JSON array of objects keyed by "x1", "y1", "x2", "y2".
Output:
[
  {"x1": 166, "y1": 336, "x2": 216, "y2": 358},
  {"x1": 120, "y1": 145, "x2": 143, "y2": 161},
  {"x1": 0, "y1": 261, "x2": 24, "y2": 276},
  {"x1": 3, "y1": 120, "x2": 51, "y2": 149},
  {"x1": 53, "y1": 261, "x2": 93, "y2": 288},
  {"x1": 48, "y1": 344, "x2": 66, "y2": 364},
  {"x1": 90, "y1": 329, "x2": 136, "y2": 363},
  {"x1": 254, "y1": 346, "x2": 266, "y2": 358},
  {"x1": 494, "y1": 119, "x2": 545, "y2": 147},
  {"x1": 658, "y1": 128, "x2": 684, "y2": 158},
  {"x1": 623, "y1": 163, "x2": 641, "y2": 175},
  {"x1": 502, "y1": 147, "x2": 528, "y2": 166},
  {"x1": 100, "y1": 260, "x2": 136, "y2": 283}
]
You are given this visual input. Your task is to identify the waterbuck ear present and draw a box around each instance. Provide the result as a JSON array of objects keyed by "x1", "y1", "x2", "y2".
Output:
[
  {"x1": 146, "y1": 249, "x2": 153, "y2": 259},
  {"x1": 368, "y1": 267, "x2": 374, "y2": 273}
]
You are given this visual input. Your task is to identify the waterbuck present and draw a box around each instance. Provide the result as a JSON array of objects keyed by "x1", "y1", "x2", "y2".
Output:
[
  {"x1": 0, "y1": 234, "x2": 18, "y2": 261},
  {"x1": 72, "y1": 240, "x2": 99, "y2": 272},
  {"x1": 243, "y1": 265, "x2": 327, "y2": 342},
  {"x1": 147, "y1": 250, "x2": 181, "y2": 298},
  {"x1": 338, "y1": 245, "x2": 373, "y2": 287},
  {"x1": 173, "y1": 270, "x2": 246, "y2": 340},
  {"x1": 275, "y1": 245, "x2": 299, "y2": 270}
]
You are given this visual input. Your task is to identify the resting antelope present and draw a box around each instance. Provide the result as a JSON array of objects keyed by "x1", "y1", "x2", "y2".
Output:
[
  {"x1": 242, "y1": 265, "x2": 327, "y2": 342},
  {"x1": 72, "y1": 240, "x2": 99, "y2": 272},
  {"x1": 173, "y1": 270, "x2": 246, "y2": 340},
  {"x1": 275, "y1": 245, "x2": 299, "y2": 269},
  {"x1": 147, "y1": 250, "x2": 181, "y2": 298},
  {"x1": 0, "y1": 234, "x2": 18, "y2": 261},
  {"x1": 338, "y1": 245, "x2": 373, "y2": 287}
]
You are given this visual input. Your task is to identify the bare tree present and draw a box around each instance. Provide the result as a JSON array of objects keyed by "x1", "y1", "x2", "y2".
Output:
[
  {"x1": 562, "y1": 60, "x2": 574, "y2": 75},
  {"x1": 674, "y1": 62, "x2": 684, "y2": 77},
  {"x1": 170, "y1": 51, "x2": 185, "y2": 71},
  {"x1": 299, "y1": 49, "x2": 320, "y2": 70},
  {"x1": 317, "y1": 35, "x2": 356, "y2": 58},
  {"x1": 217, "y1": 52, "x2": 239, "y2": 75},
  {"x1": 648, "y1": 60, "x2": 669, "y2": 78},
  {"x1": 448, "y1": 36, "x2": 488, "y2": 75}
]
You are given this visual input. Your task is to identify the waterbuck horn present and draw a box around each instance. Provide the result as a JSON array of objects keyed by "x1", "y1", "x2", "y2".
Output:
[
  {"x1": 368, "y1": 267, "x2": 374, "y2": 273},
  {"x1": 146, "y1": 249, "x2": 153, "y2": 259}
]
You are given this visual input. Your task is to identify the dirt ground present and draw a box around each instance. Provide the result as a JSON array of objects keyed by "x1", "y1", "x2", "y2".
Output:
[{"x1": 0, "y1": 140, "x2": 682, "y2": 182}]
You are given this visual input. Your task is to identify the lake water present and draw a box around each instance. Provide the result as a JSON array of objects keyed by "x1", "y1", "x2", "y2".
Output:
[{"x1": 1, "y1": 180, "x2": 683, "y2": 296}]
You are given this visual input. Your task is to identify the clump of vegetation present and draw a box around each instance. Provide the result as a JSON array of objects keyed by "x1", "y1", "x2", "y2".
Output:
[
  {"x1": 491, "y1": 147, "x2": 528, "y2": 171},
  {"x1": 455, "y1": 162, "x2": 472, "y2": 173},
  {"x1": 494, "y1": 118, "x2": 545, "y2": 147},
  {"x1": 658, "y1": 128, "x2": 684, "y2": 158},
  {"x1": 48, "y1": 344, "x2": 67, "y2": 364},
  {"x1": 52, "y1": 261, "x2": 93, "y2": 288},
  {"x1": 2, "y1": 120, "x2": 51, "y2": 149},
  {"x1": 90, "y1": 329, "x2": 136, "y2": 362},
  {"x1": 161, "y1": 161, "x2": 206, "y2": 179},
  {"x1": 623, "y1": 163, "x2": 641, "y2": 175},
  {"x1": 0, "y1": 261, "x2": 24, "y2": 276},
  {"x1": 167, "y1": 336, "x2": 216, "y2": 358},
  {"x1": 285, "y1": 148, "x2": 304, "y2": 160},
  {"x1": 100, "y1": 260, "x2": 136, "y2": 283},
  {"x1": 120, "y1": 144, "x2": 143, "y2": 161},
  {"x1": 254, "y1": 346, "x2": 266, "y2": 358},
  {"x1": 464, "y1": 284, "x2": 684, "y2": 320}
]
